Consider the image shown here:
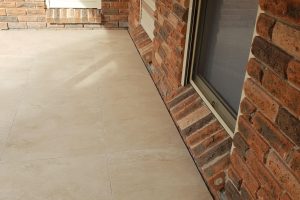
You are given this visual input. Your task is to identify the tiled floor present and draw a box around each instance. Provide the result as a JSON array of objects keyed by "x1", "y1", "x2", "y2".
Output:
[{"x1": 0, "y1": 30, "x2": 212, "y2": 200}]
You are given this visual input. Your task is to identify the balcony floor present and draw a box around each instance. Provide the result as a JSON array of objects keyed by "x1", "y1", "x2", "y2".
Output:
[{"x1": 0, "y1": 30, "x2": 212, "y2": 200}]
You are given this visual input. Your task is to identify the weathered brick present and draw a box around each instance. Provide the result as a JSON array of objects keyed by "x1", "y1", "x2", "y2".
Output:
[
  {"x1": 208, "y1": 171, "x2": 225, "y2": 192},
  {"x1": 0, "y1": 9, "x2": 6, "y2": 16},
  {"x1": 238, "y1": 115, "x2": 270, "y2": 163},
  {"x1": 6, "y1": 8, "x2": 26, "y2": 16},
  {"x1": 228, "y1": 167, "x2": 242, "y2": 190},
  {"x1": 172, "y1": 2, "x2": 188, "y2": 22},
  {"x1": 262, "y1": 69, "x2": 300, "y2": 117},
  {"x1": 0, "y1": 2, "x2": 16, "y2": 8},
  {"x1": 287, "y1": 60, "x2": 300, "y2": 88},
  {"x1": 16, "y1": 2, "x2": 37, "y2": 8},
  {"x1": 240, "y1": 98, "x2": 256, "y2": 115},
  {"x1": 170, "y1": 93, "x2": 202, "y2": 121},
  {"x1": 252, "y1": 36, "x2": 292, "y2": 78},
  {"x1": 191, "y1": 129, "x2": 228, "y2": 157},
  {"x1": 276, "y1": 107, "x2": 300, "y2": 146},
  {"x1": 225, "y1": 180, "x2": 242, "y2": 200},
  {"x1": 8, "y1": 22, "x2": 27, "y2": 29},
  {"x1": 186, "y1": 119, "x2": 223, "y2": 146},
  {"x1": 27, "y1": 22, "x2": 46, "y2": 29},
  {"x1": 256, "y1": 13, "x2": 276, "y2": 40},
  {"x1": 203, "y1": 153, "x2": 230, "y2": 178},
  {"x1": 233, "y1": 132, "x2": 249, "y2": 159},
  {"x1": 253, "y1": 112, "x2": 294, "y2": 159},
  {"x1": 196, "y1": 137, "x2": 232, "y2": 167},
  {"x1": 273, "y1": 22, "x2": 300, "y2": 59},
  {"x1": 287, "y1": 149, "x2": 300, "y2": 179},
  {"x1": 240, "y1": 184, "x2": 255, "y2": 200},
  {"x1": 244, "y1": 78, "x2": 279, "y2": 122},
  {"x1": 177, "y1": 105, "x2": 214, "y2": 136},
  {"x1": 27, "y1": 9, "x2": 46, "y2": 15},
  {"x1": 0, "y1": 16, "x2": 18, "y2": 22},
  {"x1": 259, "y1": 0, "x2": 300, "y2": 26},
  {"x1": 246, "y1": 150, "x2": 282, "y2": 199},
  {"x1": 246, "y1": 58, "x2": 264, "y2": 83},
  {"x1": 0, "y1": 22, "x2": 8, "y2": 30},
  {"x1": 230, "y1": 149, "x2": 260, "y2": 197},
  {"x1": 266, "y1": 151, "x2": 300, "y2": 199},
  {"x1": 279, "y1": 192, "x2": 292, "y2": 200}
]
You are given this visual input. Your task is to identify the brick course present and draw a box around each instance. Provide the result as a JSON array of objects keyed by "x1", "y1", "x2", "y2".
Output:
[{"x1": 0, "y1": 0, "x2": 129, "y2": 29}]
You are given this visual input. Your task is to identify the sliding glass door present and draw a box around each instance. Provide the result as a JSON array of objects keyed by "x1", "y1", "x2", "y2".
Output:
[{"x1": 191, "y1": 0, "x2": 257, "y2": 130}]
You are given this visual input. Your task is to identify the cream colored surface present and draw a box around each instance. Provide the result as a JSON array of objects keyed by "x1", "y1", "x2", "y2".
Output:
[{"x1": 0, "y1": 30, "x2": 212, "y2": 200}]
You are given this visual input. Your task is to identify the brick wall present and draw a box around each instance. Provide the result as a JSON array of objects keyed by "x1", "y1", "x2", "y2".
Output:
[
  {"x1": 226, "y1": 0, "x2": 300, "y2": 199},
  {"x1": 151, "y1": 0, "x2": 189, "y2": 98},
  {"x1": 0, "y1": 0, "x2": 129, "y2": 29},
  {"x1": 128, "y1": 0, "x2": 300, "y2": 199},
  {"x1": 128, "y1": 0, "x2": 140, "y2": 29}
]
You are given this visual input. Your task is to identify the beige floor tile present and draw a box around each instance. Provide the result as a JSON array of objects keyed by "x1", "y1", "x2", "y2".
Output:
[
  {"x1": 0, "y1": 56, "x2": 32, "y2": 82},
  {"x1": 0, "y1": 30, "x2": 212, "y2": 199},
  {"x1": 0, "y1": 155, "x2": 111, "y2": 200},
  {"x1": 108, "y1": 149, "x2": 212, "y2": 200},
  {"x1": 1, "y1": 103, "x2": 105, "y2": 162}
]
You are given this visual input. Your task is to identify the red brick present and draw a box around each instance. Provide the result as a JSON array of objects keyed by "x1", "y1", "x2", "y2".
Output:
[
  {"x1": 262, "y1": 69, "x2": 300, "y2": 117},
  {"x1": 27, "y1": 22, "x2": 46, "y2": 29},
  {"x1": 0, "y1": 2, "x2": 16, "y2": 8},
  {"x1": 240, "y1": 184, "x2": 255, "y2": 200},
  {"x1": 287, "y1": 149, "x2": 300, "y2": 179},
  {"x1": 266, "y1": 151, "x2": 300, "y2": 199},
  {"x1": 276, "y1": 107, "x2": 300, "y2": 146},
  {"x1": 287, "y1": 60, "x2": 300, "y2": 88},
  {"x1": 8, "y1": 22, "x2": 27, "y2": 29},
  {"x1": 191, "y1": 129, "x2": 228, "y2": 156},
  {"x1": 230, "y1": 149, "x2": 259, "y2": 197},
  {"x1": 252, "y1": 36, "x2": 292, "y2": 78},
  {"x1": 240, "y1": 97, "x2": 256, "y2": 115},
  {"x1": 246, "y1": 58, "x2": 264, "y2": 83},
  {"x1": 253, "y1": 112, "x2": 294, "y2": 159},
  {"x1": 18, "y1": 16, "x2": 39, "y2": 22},
  {"x1": 186, "y1": 120, "x2": 223, "y2": 146},
  {"x1": 208, "y1": 171, "x2": 225, "y2": 192},
  {"x1": 256, "y1": 13, "x2": 276, "y2": 40},
  {"x1": 246, "y1": 150, "x2": 282, "y2": 199},
  {"x1": 27, "y1": 9, "x2": 46, "y2": 15},
  {"x1": 0, "y1": 8, "x2": 6, "y2": 16},
  {"x1": 233, "y1": 132, "x2": 249, "y2": 159},
  {"x1": 170, "y1": 93, "x2": 202, "y2": 121},
  {"x1": 273, "y1": 22, "x2": 300, "y2": 59},
  {"x1": 196, "y1": 137, "x2": 232, "y2": 167},
  {"x1": 256, "y1": 188, "x2": 270, "y2": 199},
  {"x1": 177, "y1": 105, "x2": 213, "y2": 136},
  {"x1": 228, "y1": 167, "x2": 242, "y2": 190},
  {"x1": 238, "y1": 115, "x2": 270, "y2": 163},
  {"x1": 259, "y1": 0, "x2": 300, "y2": 26},
  {"x1": 225, "y1": 180, "x2": 242, "y2": 200},
  {"x1": 6, "y1": 8, "x2": 26, "y2": 16},
  {"x1": 244, "y1": 78, "x2": 279, "y2": 121},
  {"x1": 203, "y1": 153, "x2": 230, "y2": 178},
  {"x1": 0, "y1": 22, "x2": 8, "y2": 30},
  {"x1": 280, "y1": 192, "x2": 293, "y2": 200}
]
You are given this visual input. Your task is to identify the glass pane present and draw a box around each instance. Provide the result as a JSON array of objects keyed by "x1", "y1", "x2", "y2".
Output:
[{"x1": 196, "y1": 0, "x2": 258, "y2": 115}]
